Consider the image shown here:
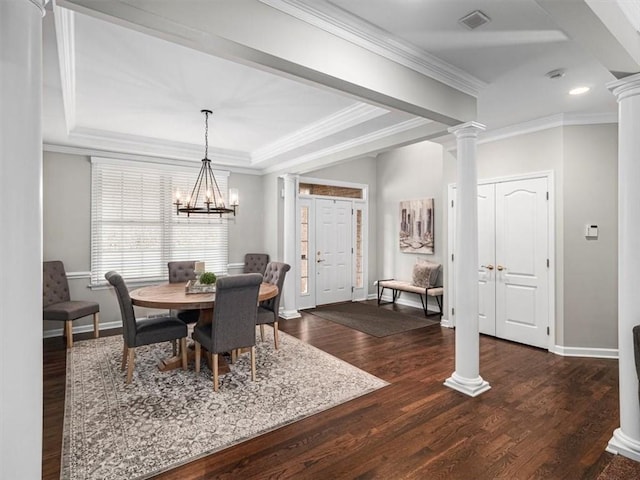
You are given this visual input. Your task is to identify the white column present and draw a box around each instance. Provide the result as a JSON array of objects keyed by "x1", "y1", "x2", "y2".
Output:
[
  {"x1": 607, "y1": 73, "x2": 640, "y2": 462},
  {"x1": 444, "y1": 121, "x2": 491, "y2": 397},
  {"x1": 0, "y1": 0, "x2": 46, "y2": 478},
  {"x1": 279, "y1": 174, "x2": 301, "y2": 319}
]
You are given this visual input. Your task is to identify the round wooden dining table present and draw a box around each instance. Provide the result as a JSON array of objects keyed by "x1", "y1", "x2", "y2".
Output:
[{"x1": 129, "y1": 281, "x2": 278, "y2": 371}]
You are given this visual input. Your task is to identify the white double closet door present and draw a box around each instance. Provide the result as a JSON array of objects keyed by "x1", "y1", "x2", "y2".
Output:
[{"x1": 453, "y1": 176, "x2": 550, "y2": 349}]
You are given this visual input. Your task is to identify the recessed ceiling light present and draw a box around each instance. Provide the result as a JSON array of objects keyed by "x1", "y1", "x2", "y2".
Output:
[{"x1": 569, "y1": 86, "x2": 590, "y2": 95}]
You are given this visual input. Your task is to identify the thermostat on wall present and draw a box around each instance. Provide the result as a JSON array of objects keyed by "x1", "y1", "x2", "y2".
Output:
[{"x1": 585, "y1": 224, "x2": 598, "y2": 238}]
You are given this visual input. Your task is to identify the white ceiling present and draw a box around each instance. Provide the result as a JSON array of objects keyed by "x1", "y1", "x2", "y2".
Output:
[{"x1": 43, "y1": 0, "x2": 637, "y2": 174}]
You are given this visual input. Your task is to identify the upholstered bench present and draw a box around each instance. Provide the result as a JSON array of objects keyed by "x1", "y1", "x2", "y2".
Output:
[
  {"x1": 377, "y1": 280, "x2": 443, "y2": 316},
  {"x1": 377, "y1": 260, "x2": 443, "y2": 317}
]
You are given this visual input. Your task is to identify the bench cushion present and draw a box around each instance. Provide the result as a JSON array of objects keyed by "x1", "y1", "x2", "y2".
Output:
[{"x1": 379, "y1": 280, "x2": 442, "y2": 297}]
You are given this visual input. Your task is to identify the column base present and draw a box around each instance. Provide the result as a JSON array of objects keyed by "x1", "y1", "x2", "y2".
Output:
[
  {"x1": 444, "y1": 371, "x2": 491, "y2": 397},
  {"x1": 607, "y1": 428, "x2": 640, "y2": 462},
  {"x1": 279, "y1": 309, "x2": 301, "y2": 320}
]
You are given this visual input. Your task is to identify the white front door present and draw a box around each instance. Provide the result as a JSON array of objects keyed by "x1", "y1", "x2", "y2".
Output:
[
  {"x1": 495, "y1": 177, "x2": 549, "y2": 348},
  {"x1": 315, "y1": 198, "x2": 352, "y2": 305}
]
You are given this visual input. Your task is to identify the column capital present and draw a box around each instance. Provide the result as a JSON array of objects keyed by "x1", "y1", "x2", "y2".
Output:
[
  {"x1": 24, "y1": 0, "x2": 48, "y2": 16},
  {"x1": 448, "y1": 121, "x2": 486, "y2": 139},
  {"x1": 608, "y1": 72, "x2": 640, "y2": 102}
]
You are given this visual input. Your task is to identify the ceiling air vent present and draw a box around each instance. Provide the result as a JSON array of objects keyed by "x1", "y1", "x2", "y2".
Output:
[{"x1": 459, "y1": 10, "x2": 491, "y2": 30}]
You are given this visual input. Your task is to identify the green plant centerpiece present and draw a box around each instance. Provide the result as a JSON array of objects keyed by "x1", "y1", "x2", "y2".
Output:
[{"x1": 199, "y1": 271, "x2": 217, "y2": 285}]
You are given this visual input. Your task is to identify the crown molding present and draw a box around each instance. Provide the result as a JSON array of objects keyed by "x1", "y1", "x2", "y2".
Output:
[
  {"x1": 251, "y1": 103, "x2": 387, "y2": 164},
  {"x1": 479, "y1": 112, "x2": 618, "y2": 145},
  {"x1": 260, "y1": 0, "x2": 485, "y2": 97},
  {"x1": 263, "y1": 117, "x2": 432, "y2": 174},
  {"x1": 43, "y1": 143, "x2": 262, "y2": 176},
  {"x1": 52, "y1": 3, "x2": 76, "y2": 134},
  {"x1": 28, "y1": 0, "x2": 48, "y2": 16},
  {"x1": 67, "y1": 127, "x2": 251, "y2": 166}
]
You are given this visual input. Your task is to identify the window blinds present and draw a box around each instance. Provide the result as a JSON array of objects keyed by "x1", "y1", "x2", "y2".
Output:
[{"x1": 91, "y1": 157, "x2": 229, "y2": 286}]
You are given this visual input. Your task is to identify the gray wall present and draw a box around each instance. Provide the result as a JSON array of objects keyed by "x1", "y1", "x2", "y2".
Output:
[
  {"x1": 562, "y1": 124, "x2": 618, "y2": 348},
  {"x1": 442, "y1": 124, "x2": 618, "y2": 349},
  {"x1": 376, "y1": 141, "x2": 445, "y2": 294},
  {"x1": 43, "y1": 150, "x2": 265, "y2": 333}
]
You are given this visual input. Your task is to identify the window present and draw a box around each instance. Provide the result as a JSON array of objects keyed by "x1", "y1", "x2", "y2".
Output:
[{"x1": 90, "y1": 157, "x2": 229, "y2": 286}]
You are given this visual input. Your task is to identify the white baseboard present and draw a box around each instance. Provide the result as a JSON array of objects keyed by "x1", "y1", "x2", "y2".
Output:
[
  {"x1": 43, "y1": 319, "x2": 123, "y2": 339},
  {"x1": 280, "y1": 309, "x2": 301, "y2": 319},
  {"x1": 551, "y1": 345, "x2": 618, "y2": 359}
]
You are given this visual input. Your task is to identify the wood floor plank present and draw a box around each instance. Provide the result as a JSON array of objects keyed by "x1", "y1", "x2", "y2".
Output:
[{"x1": 42, "y1": 301, "x2": 639, "y2": 479}]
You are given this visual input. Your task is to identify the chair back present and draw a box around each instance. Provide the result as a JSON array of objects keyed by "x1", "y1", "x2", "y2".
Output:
[
  {"x1": 243, "y1": 253, "x2": 270, "y2": 275},
  {"x1": 168, "y1": 261, "x2": 197, "y2": 283},
  {"x1": 261, "y1": 262, "x2": 290, "y2": 314},
  {"x1": 211, "y1": 273, "x2": 262, "y2": 352},
  {"x1": 43, "y1": 260, "x2": 71, "y2": 307},
  {"x1": 104, "y1": 271, "x2": 137, "y2": 346}
]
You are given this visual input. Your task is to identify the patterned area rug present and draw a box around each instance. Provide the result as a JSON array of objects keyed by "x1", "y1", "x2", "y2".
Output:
[{"x1": 61, "y1": 329, "x2": 387, "y2": 480}]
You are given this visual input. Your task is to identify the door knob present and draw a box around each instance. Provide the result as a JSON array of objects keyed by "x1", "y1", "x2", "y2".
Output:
[
  {"x1": 317, "y1": 259, "x2": 325, "y2": 263},
  {"x1": 481, "y1": 264, "x2": 494, "y2": 270},
  {"x1": 496, "y1": 265, "x2": 505, "y2": 271}
]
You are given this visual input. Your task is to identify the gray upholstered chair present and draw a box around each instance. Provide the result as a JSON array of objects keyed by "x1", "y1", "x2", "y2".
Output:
[
  {"x1": 192, "y1": 273, "x2": 262, "y2": 392},
  {"x1": 167, "y1": 261, "x2": 200, "y2": 324},
  {"x1": 256, "y1": 262, "x2": 290, "y2": 350},
  {"x1": 43, "y1": 260, "x2": 100, "y2": 348},
  {"x1": 105, "y1": 271, "x2": 188, "y2": 383},
  {"x1": 634, "y1": 325, "x2": 640, "y2": 404},
  {"x1": 243, "y1": 253, "x2": 270, "y2": 275}
]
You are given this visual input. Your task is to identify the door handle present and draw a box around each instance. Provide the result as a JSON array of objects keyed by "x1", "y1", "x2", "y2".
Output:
[
  {"x1": 317, "y1": 259, "x2": 325, "y2": 263},
  {"x1": 496, "y1": 265, "x2": 505, "y2": 271},
  {"x1": 481, "y1": 264, "x2": 494, "y2": 270}
]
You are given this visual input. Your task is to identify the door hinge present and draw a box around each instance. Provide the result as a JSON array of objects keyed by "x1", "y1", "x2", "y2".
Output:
[
  {"x1": 546, "y1": 258, "x2": 550, "y2": 268},
  {"x1": 546, "y1": 326, "x2": 550, "y2": 335},
  {"x1": 451, "y1": 253, "x2": 454, "y2": 262},
  {"x1": 351, "y1": 286, "x2": 354, "y2": 292},
  {"x1": 451, "y1": 200, "x2": 454, "y2": 208},
  {"x1": 452, "y1": 307, "x2": 455, "y2": 315},
  {"x1": 546, "y1": 191, "x2": 549, "y2": 200},
  {"x1": 351, "y1": 247, "x2": 354, "y2": 254},
  {"x1": 352, "y1": 208, "x2": 354, "y2": 214}
]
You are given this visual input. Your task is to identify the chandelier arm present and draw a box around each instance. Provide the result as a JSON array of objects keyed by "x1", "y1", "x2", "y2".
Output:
[{"x1": 190, "y1": 161, "x2": 209, "y2": 208}]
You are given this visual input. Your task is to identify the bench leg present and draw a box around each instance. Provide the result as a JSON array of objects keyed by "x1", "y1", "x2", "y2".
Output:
[
  {"x1": 435, "y1": 295, "x2": 443, "y2": 315},
  {"x1": 392, "y1": 289, "x2": 400, "y2": 303},
  {"x1": 418, "y1": 295, "x2": 428, "y2": 316}
]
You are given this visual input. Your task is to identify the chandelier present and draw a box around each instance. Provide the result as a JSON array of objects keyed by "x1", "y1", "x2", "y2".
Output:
[{"x1": 173, "y1": 109, "x2": 237, "y2": 217}]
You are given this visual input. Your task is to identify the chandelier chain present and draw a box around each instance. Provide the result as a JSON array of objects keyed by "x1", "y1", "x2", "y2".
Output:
[{"x1": 204, "y1": 111, "x2": 209, "y2": 159}]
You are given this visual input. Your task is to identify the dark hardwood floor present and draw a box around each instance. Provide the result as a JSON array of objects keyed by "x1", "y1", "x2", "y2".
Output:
[{"x1": 43, "y1": 302, "x2": 633, "y2": 479}]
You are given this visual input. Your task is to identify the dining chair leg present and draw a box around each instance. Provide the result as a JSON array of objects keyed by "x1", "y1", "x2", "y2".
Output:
[
  {"x1": 213, "y1": 353, "x2": 219, "y2": 392},
  {"x1": 172, "y1": 339, "x2": 177, "y2": 357},
  {"x1": 195, "y1": 342, "x2": 201, "y2": 373},
  {"x1": 126, "y1": 348, "x2": 135, "y2": 384},
  {"x1": 66, "y1": 320, "x2": 73, "y2": 348},
  {"x1": 273, "y1": 322, "x2": 279, "y2": 350},
  {"x1": 260, "y1": 324, "x2": 265, "y2": 342},
  {"x1": 93, "y1": 312, "x2": 100, "y2": 338},
  {"x1": 121, "y1": 341, "x2": 127, "y2": 371},
  {"x1": 231, "y1": 349, "x2": 237, "y2": 364},
  {"x1": 250, "y1": 346, "x2": 256, "y2": 382},
  {"x1": 180, "y1": 338, "x2": 187, "y2": 370}
]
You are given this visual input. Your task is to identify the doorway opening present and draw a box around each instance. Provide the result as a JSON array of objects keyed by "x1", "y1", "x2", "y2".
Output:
[{"x1": 296, "y1": 177, "x2": 368, "y2": 310}]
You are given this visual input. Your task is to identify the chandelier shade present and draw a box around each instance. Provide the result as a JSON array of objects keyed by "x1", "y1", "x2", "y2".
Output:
[{"x1": 174, "y1": 109, "x2": 237, "y2": 217}]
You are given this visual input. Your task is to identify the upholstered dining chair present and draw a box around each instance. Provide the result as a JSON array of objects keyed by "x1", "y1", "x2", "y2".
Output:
[
  {"x1": 43, "y1": 260, "x2": 100, "y2": 348},
  {"x1": 105, "y1": 271, "x2": 188, "y2": 383},
  {"x1": 192, "y1": 273, "x2": 262, "y2": 392},
  {"x1": 167, "y1": 261, "x2": 200, "y2": 324},
  {"x1": 256, "y1": 262, "x2": 290, "y2": 350},
  {"x1": 243, "y1": 253, "x2": 270, "y2": 275},
  {"x1": 634, "y1": 325, "x2": 640, "y2": 404}
]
